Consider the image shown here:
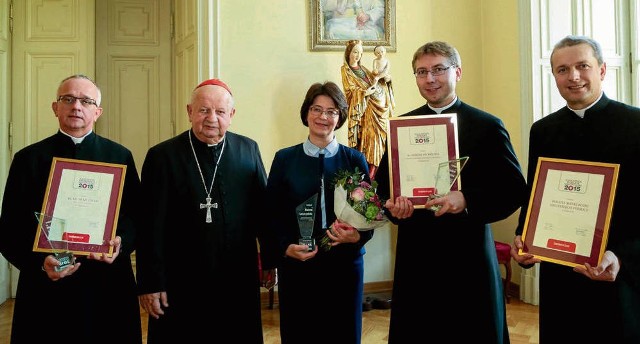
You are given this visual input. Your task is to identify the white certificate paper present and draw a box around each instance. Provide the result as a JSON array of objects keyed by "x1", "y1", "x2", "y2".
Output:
[
  {"x1": 534, "y1": 169, "x2": 603, "y2": 257},
  {"x1": 388, "y1": 114, "x2": 460, "y2": 208},
  {"x1": 52, "y1": 169, "x2": 115, "y2": 245},
  {"x1": 396, "y1": 123, "x2": 450, "y2": 196}
]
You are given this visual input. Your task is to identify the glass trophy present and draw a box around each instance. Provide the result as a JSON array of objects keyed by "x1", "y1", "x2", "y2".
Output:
[
  {"x1": 34, "y1": 212, "x2": 74, "y2": 271},
  {"x1": 428, "y1": 156, "x2": 470, "y2": 212},
  {"x1": 296, "y1": 193, "x2": 318, "y2": 252}
]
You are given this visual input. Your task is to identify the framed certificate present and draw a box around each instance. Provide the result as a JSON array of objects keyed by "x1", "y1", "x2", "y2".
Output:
[
  {"x1": 33, "y1": 158, "x2": 127, "y2": 257},
  {"x1": 519, "y1": 157, "x2": 619, "y2": 267},
  {"x1": 387, "y1": 114, "x2": 461, "y2": 209}
]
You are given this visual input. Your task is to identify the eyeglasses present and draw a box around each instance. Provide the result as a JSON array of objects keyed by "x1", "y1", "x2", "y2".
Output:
[
  {"x1": 57, "y1": 95, "x2": 98, "y2": 107},
  {"x1": 309, "y1": 105, "x2": 339, "y2": 118},
  {"x1": 414, "y1": 65, "x2": 456, "y2": 78}
]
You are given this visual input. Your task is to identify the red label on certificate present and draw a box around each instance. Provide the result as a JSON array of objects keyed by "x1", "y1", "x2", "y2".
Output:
[
  {"x1": 63, "y1": 232, "x2": 90, "y2": 243},
  {"x1": 413, "y1": 187, "x2": 436, "y2": 197},
  {"x1": 546, "y1": 239, "x2": 576, "y2": 253}
]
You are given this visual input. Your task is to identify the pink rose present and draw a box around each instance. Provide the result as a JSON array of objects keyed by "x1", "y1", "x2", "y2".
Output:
[{"x1": 351, "y1": 187, "x2": 366, "y2": 201}]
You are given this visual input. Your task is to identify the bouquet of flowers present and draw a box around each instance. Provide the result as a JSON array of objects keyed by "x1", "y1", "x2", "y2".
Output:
[{"x1": 320, "y1": 167, "x2": 388, "y2": 251}]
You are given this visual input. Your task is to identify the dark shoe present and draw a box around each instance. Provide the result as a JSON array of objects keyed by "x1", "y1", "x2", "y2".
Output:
[
  {"x1": 362, "y1": 296, "x2": 374, "y2": 312},
  {"x1": 370, "y1": 292, "x2": 392, "y2": 309}
]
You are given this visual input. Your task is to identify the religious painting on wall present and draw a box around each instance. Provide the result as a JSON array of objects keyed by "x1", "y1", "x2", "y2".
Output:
[{"x1": 310, "y1": 0, "x2": 396, "y2": 51}]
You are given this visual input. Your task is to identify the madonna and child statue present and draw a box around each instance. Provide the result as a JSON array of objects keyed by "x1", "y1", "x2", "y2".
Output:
[{"x1": 341, "y1": 39, "x2": 395, "y2": 180}]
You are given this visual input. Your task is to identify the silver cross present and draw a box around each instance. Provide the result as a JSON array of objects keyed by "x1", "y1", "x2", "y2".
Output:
[{"x1": 200, "y1": 197, "x2": 218, "y2": 223}]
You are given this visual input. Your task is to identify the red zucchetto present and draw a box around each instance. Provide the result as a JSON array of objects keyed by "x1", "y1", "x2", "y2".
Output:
[{"x1": 194, "y1": 78, "x2": 233, "y2": 96}]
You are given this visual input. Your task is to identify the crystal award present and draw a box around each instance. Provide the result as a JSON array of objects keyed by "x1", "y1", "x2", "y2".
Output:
[
  {"x1": 428, "y1": 156, "x2": 469, "y2": 212},
  {"x1": 34, "y1": 212, "x2": 75, "y2": 271},
  {"x1": 296, "y1": 193, "x2": 318, "y2": 252}
]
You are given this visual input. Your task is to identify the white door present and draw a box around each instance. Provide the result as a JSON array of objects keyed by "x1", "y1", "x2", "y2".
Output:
[
  {"x1": 95, "y1": 0, "x2": 173, "y2": 272},
  {"x1": 95, "y1": 0, "x2": 173, "y2": 171}
]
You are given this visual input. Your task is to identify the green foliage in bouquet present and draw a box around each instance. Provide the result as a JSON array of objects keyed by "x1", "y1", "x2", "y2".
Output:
[
  {"x1": 319, "y1": 167, "x2": 388, "y2": 252},
  {"x1": 333, "y1": 167, "x2": 386, "y2": 223}
]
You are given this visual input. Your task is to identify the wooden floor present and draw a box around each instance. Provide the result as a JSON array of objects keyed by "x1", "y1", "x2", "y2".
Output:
[{"x1": 0, "y1": 295, "x2": 539, "y2": 343}]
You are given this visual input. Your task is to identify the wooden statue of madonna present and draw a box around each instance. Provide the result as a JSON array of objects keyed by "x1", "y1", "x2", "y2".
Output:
[{"x1": 340, "y1": 40, "x2": 395, "y2": 179}]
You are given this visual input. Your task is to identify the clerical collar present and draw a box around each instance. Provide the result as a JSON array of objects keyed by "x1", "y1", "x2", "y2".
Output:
[
  {"x1": 59, "y1": 130, "x2": 92, "y2": 144},
  {"x1": 567, "y1": 92, "x2": 603, "y2": 118},
  {"x1": 428, "y1": 96, "x2": 458, "y2": 114},
  {"x1": 207, "y1": 136, "x2": 225, "y2": 148},
  {"x1": 303, "y1": 137, "x2": 338, "y2": 158}
]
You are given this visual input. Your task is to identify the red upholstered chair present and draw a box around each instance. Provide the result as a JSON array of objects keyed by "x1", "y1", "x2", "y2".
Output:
[{"x1": 494, "y1": 241, "x2": 512, "y2": 303}]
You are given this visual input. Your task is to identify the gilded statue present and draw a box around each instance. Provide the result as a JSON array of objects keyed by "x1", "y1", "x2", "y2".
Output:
[{"x1": 340, "y1": 39, "x2": 395, "y2": 179}]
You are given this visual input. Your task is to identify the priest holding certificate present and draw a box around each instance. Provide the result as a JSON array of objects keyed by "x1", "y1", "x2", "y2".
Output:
[
  {"x1": 0, "y1": 75, "x2": 142, "y2": 343},
  {"x1": 512, "y1": 35, "x2": 640, "y2": 343},
  {"x1": 376, "y1": 41, "x2": 526, "y2": 344}
]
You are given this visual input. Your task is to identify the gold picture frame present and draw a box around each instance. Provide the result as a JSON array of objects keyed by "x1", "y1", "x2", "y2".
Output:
[
  {"x1": 309, "y1": 0, "x2": 396, "y2": 52},
  {"x1": 33, "y1": 158, "x2": 127, "y2": 257},
  {"x1": 519, "y1": 157, "x2": 619, "y2": 268}
]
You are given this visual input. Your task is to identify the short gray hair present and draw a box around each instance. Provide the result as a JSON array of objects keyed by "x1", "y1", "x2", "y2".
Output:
[
  {"x1": 550, "y1": 35, "x2": 604, "y2": 68},
  {"x1": 59, "y1": 74, "x2": 102, "y2": 106}
]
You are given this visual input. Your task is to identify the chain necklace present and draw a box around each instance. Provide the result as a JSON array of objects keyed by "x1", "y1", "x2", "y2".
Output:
[{"x1": 188, "y1": 130, "x2": 225, "y2": 223}]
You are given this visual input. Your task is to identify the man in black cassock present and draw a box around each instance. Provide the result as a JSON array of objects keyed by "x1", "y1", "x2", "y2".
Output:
[
  {"x1": 377, "y1": 41, "x2": 526, "y2": 344},
  {"x1": 0, "y1": 75, "x2": 142, "y2": 343},
  {"x1": 512, "y1": 35, "x2": 640, "y2": 343},
  {"x1": 136, "y1": 79, "x2": 275, "y2": 343}
]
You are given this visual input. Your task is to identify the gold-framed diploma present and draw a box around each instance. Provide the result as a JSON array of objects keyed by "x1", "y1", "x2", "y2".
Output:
[
  {"x1": 33, "y1": 158, "x2": 127, "y2": 257},
  {"x1": 387, "y1": 114, "x2": 461, "y2": 209},
  {"x1": 519, "y1": 157, "x2": 619, "y2": 268}
]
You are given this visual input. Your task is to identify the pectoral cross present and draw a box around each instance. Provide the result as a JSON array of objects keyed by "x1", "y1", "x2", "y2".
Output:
[{"x1": 200, "y1": 197, "x2": 218, "y2": 223}]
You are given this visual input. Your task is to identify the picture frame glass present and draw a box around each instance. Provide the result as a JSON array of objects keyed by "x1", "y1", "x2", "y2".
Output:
[
  {"x1": 520, "y1": 158, "x2": 619, "y2": 268},
  {"x1": 387, "y1": 114, "x2": 462, "y2": 209},
  {"x1": 33, "y1": 158, "x2": 127, "y2": 257},
  {"x1": 310, "y1": 0, "x2": 396, "y2": 51}
]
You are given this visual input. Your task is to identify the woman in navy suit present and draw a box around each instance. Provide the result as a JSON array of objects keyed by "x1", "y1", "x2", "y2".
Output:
[{"x1": 263, "y1": 81, "x2": 373, "y2": 344}]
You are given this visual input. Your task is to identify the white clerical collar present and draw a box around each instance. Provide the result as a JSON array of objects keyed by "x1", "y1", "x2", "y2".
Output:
[
  {"x1": 207, "y1": 136, "x2": 225, "y2": 147},
  {"x1": 428, "y1": 96, "x2": 458, "y2": 114},
  {"x1": 60, "y1": 130, "x2": 92, "y2": 144},
  {"x1": 303, "y1": 137, "x2": 339, "y2": 158},
  {"x1": 567, "y1": 92, "x2": 603, "y2": 118}
]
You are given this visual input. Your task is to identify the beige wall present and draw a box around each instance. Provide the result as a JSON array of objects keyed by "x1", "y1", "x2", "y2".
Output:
[
  {"x1": 214, "y1": 0, "x2": 525, "y2": 285},
  {"x1": 479, "y1": 0, "x2": 525, "y2": 245}
]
